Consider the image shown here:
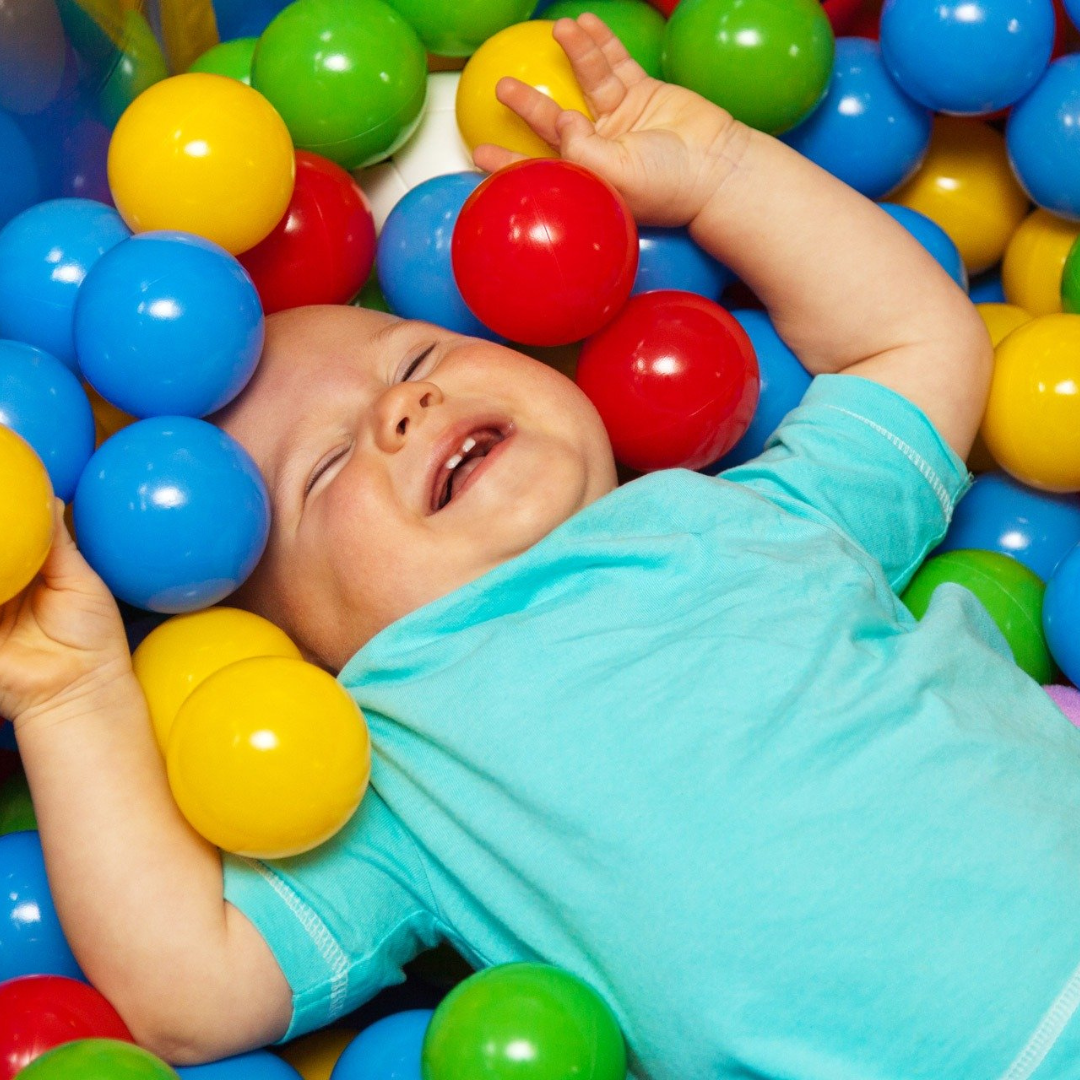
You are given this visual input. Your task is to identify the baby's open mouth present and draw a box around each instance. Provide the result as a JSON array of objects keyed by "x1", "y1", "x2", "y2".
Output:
[{"x1": 430, "y1": 426, "x2": 507, "y2": 513}]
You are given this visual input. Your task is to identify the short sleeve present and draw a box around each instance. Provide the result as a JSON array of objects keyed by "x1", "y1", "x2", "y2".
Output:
[
  {"x1": 222, "y1": 787, "x2": 441, "y2": 1041},
  {"x1": 720, "y1": 373, "x2": 973, "y2": 592}
]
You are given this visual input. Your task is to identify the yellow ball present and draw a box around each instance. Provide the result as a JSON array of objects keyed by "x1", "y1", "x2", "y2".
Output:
[
  {"x1": 167, "y1": 656, "x2": 371, "y2": 858},
  {"x1": 976, "y1": 302, "x2": 1032, "y2": 347},
  {"x1": 277, "y1": 1028, "x2": 356, "y2": 1080},
  {"x1": 890, "y1": 118, "x2": 1030, "y2": 277},
  {"x1": 981, "y1": 313, "x2": 1080, "y2": 492},
  {"x1": 1002, "y1": 209, "x2": 1080, "y2": 317},
  {"x1": 0, "y1": 426, "x2": 54, "y2": 605},
  {"x1": 133, "y1": 607, "x2": 302, "y2": 753},
  {"x1": 456, "y1": 20, "x2": 593, "y2": 159},
  {"x1": 108, "y1": 73, "x2": 295, "y2": 255}
]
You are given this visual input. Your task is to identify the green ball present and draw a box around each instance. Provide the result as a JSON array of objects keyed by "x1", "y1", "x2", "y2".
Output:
[
  {"x1": 901, "y1": 549, "x2": 1054, "y2": 684},
  {"x1": 188, "y1": 38, "x2": 258, "y2": 85},
  {"x1": 1061, "y1": 235, "x2": 1080, "y2": 314},
  {"x1": 252, "y1": 0, "x2": 428, "y2": 170},
  {"x1": 383, "y1": 0, "x2": 535, "y2": 57},
  {"x1": 422, "y1": 963, "x2": 626, "y2": 1080},
  {"x1": 661, "y1": 0, "x2": 834, "y2": 135},
  {"x1": 542, "y1": 1, "x2": 666, "y2": 79},
  {"x1": 0, "y1": 769, "x2": 36, "y2": 836},
  {"x1": 18, "y1": 1040, "x2": 179, "y2": 1080},
  {"x1": 352, "y1": 266, "x2": 390, "y2": 312},
  {"x1": 98, "y1": 10, "x2": 169, "y2": 128}
]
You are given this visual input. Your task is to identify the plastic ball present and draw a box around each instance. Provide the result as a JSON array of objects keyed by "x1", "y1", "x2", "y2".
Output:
[
  {"x1": 1002, "y1": 208, "x2": 1080, "y2": 315},
  {"x1": 0, "y1": 199, "x2": 131, "y2": 373},
  {"x1": 632, "y1": 226, "x2": 734, "y2": 301},
  {"x1": 176, "y1": 1050, "x2": 302, "y2": 1080},
  {"x1": 72, "y1": 417, "x2": 270, "y2": 613},
  {"x1": 166, "y1": 656, "x2": 371, "y2": 858},
  {"x1": 782, "y1": 37, "x2": 932, "y2": 201},
  {"x1": 378, "y1": 172, "x2": 494, "y2": 338},
  {"x1": 133, "y1": 607, "x2": 301, "y2": 752},
  {"x1": 902, "y1": 549, "x2": 1053, "y2": 682},
  {"x1": 543, "y1": 1, "x2": 666, "y2": 78},
  {"x1": 1060, "y1": 232, "x2": 1080, "y2": 312},
  {"x1": 456, "y1": 21, "x2": 593, "y2": 159},
  {"x1": 60, "y1": 119, "x2": 112, "y2": 206},
  {"x1": 213, "y1": 0, "x2": 293, "y2": 40},
  {"x1": 0, "y1": 111, "x2": 40, "y2": 231},
  {"x1": 422, "y1": 964, "x2": 626, "y2": 1080},
  {"x1": 879, "y1": 0, "x2": 1054, "y2": 115},
  {"x1": 0, "y1": 425, "x2": 54, "y2": 606},
  {"x1": 0, "y1": 831, "x2": 81, "y2": 984},
  {"x1": 890, "y1": 118, "x2": 1030, "y2": 277},
  {"x1": 1044, "y1": 541, "x2": 1080, "y2": 684},
  {"x1": 276, "y1": 1028, "x2": 355, "y2": 1080},
  {"x1": 97, "y1": 10, "x2": 170, "y2": 130},
  {"x1": 252, "y1": 0, "x2": 427, "y2": 170},
  {"x1": 188, "y1": 38, "x2": 258, "y2": 84},
  {"x1": 0, "y1": 341, "x2": 94, "y2": 503},
  {"x1": 107, "y1": 73, "x2": 295, "y2": 256},
  {"x1": 451, "y1": 159, "x2": 638, "y2": 346},
  {"x1": 17, "y1": 1040, "x2": 178, "y2": 1080},
  {"x1": 331, "y1": 1011, "x2": 431, "y2": 1080},
  {"x1": 0, "y1": 772, "x2": 36, "y2": 837},
  {"x1": 0, "y1": 976, "x2": 133, "y2": 1080},
  {"x1": 577, "y1": 289, "x2": 759, "y2": 472},
  {"x1": 74, "y1": 232, "x2": 264, "y2": 419},
  {"x1": 358, "y1": 72, "x2": 476, "y2": 231},
  {"x1": 968, "y1": 271, "x2": 1008, "y2": 305},
  {"x1": 239, "y1": 152, "x2": 376, "y2": 314},
  {"x1": 981, "y1": 314, "x2": 1080, "y2": 492},
  {"x1": 1007, "y1": 54, "x2": 1080, "y2": 221},
  {"x1": 878, "y1": 203, "x2": 968, "y2": 290},
  {"x1": 381, "y1": 0, "x2": 535, "y2": 56},
  {"x1": 662, "y1": 0, "x2": 835, "y2": 135},
  {"x1": 0, "y1": 0, "x2": 65, "y2": 116},
  {"x1": 705, "y1": 309, "x2": 812, "y2": 471},
  {"x1": 977, "y1": 302, "x2": 1033, "y2": 346}
]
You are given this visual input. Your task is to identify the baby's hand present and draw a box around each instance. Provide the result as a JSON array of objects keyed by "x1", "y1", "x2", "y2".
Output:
[
  {"x1": 473, "y1": 14, "x2": 747, "y2": 228},
  {"x1": 0, "y1": 501, "x2": 133, "y2": 731}
]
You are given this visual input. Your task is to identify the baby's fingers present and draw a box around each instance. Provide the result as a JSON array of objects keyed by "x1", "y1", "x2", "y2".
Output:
[
  {"x1": 473, "y1": 143, "x2": 527, "y2": 173},
  {"x1": 552, "y1": 15, "x2": 647, "y2": 118},
  {"x1": 494, "y1": 76, "x2": 564, "y2": 149}
]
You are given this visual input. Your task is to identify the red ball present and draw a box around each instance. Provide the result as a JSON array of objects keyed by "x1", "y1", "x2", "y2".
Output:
[
  {"x1": 239, "y1": 150, "x2": 376, "y2": 315},
  {"x1": 0, "y1": 975, "x2": 133, "y2": 1080},
  {"x1": 451, "y1": 159, "x2": 638, "y2": 347},
  {"x1": 576, "y1": 290, "x2": 759, "y2": 472}
]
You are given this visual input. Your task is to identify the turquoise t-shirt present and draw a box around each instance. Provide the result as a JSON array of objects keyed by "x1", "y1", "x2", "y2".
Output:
[{"x1": 224, "y1": 374, "x2": 1080, "y2": 1080}]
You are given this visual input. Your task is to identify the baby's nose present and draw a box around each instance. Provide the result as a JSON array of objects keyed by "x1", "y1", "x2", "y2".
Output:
[{"x1": 374, "y1": 380, "x2": 442, "y2": 450}]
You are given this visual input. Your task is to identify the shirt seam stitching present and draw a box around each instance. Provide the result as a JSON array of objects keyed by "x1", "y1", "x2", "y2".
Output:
[{"x1": 996, "y1": 954, "x2": 1080, "y2": 1079}]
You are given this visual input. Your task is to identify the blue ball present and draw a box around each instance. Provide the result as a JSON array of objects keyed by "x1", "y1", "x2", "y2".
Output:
[
  {"x1": 74, "y1": 231, "x2": 264, "y2": 419},
  {"x1": 0, "y1": 830, "x2": 83, "y2": 983},
  {"x1": 1044, "y1": 542, "x2": 1080, "y2": 684},
  {"x1": 879, "y1": 203, "x2": 968, "y2": 289},
  {"x1": 703, "y1": 309, "x2": 812, "y2": 472},
  {"x1": 1007, "y1": 54, "x2": 1080, "y2": 220},
  {"x1": 880, "y1": 0, "x2": 1055, "y2": 115},
  {"x1": 73, "y1": 417, "x2": 270, "y2": 613},
  {"x1": 211, "y1": 0, "x2": 294, "y2": 39},
  {"x1": 1067, "y1": 0, "x2": 1080, "y2": 28},
  {"x1": 332, "y1": 1010, "x2": 432, "y2": 1080},
  {"x1": 378, "y1": 172, "x2": 498, "y2": 340},
  {"x1": 783, "y1": 38, "x2": 933, "y2": 201},
  {"x1": 632, "y1": 226, "x2": 734, "y2": 301},
  {"x1": 0, "y1": 722, "x2": 15, "y2": 751},
  {"x1": 178, "y1": 1050, "x2": 302, "y2": 1080},
  {"x1": 0, "y1": 198, "x2": 130, "y2": 373},
  {"x1": 0, "y1": 339, "x2": 95, "y2": 502},
  {"x1": 968, "y1": 269, "x2": 1007, "y2": 304},
  {"x1": 936, "y1": 471, "x2": 1080, "y2": 582},
  {"x1": 0, "y1": 110, "x2": 40, "y2": 230}
]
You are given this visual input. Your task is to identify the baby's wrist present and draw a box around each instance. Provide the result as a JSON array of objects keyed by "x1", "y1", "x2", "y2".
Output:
[{"x1": 14, "y1": 660, "x2": 143, "y2": 741}]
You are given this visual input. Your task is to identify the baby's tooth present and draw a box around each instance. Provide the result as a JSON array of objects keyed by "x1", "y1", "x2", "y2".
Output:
[
  {"x1": 460, "y1": 436, "x2": 477, "y2": 455},
  {"x1": 445, "y1": 452, "x2": 463, "y2": 470}
]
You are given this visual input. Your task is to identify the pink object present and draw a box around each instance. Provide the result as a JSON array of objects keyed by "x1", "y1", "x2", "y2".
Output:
[{"x1": 1044, "y1": 684, "x2": 1080, "y2": 728}]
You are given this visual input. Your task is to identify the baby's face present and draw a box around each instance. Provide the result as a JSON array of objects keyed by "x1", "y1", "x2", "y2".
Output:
[{"x1": 216, "y1": 305, "x2": 618, "y2": 670}]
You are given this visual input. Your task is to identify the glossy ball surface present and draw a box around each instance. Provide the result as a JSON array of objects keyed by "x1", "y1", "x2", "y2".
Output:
[
  {"x1": 1044, "y1": 541, "x2": 1080, "y2": 684},
  {"x1": 331, "y1": 1011, "x2": 431, "y2": 1080},
  {"x1": 174, "y1": 1050, "x2": 302, "y2": 1080},
  {"x1": 632, "y1": 226, "x2": 734, "y2": 301},
  {"x1": 544, "y1": 1, "x2": 666, "y2": 78},
  {"x1": 16, "y1": 1040, "x2": 178, "y2": 1080},
  {"x1": 879, "y1": 203, "x2": 968, "y2": 289},
  {"x1": 382, "y1": 0, "x2": 535, "y2": 56},
  {"x1": 0, "y1": 426, "x2": 53, "y2": 606},
  {"x1": 1002, "y1": 208, "x2": 1080, "y2": 315},
  {"x1": 187, "y1": 37, "x2": 258, "y2": 84},
  {"x1": 452, "y1": 159, "x2": 638, "y2": 346},
  {"x1": 576, "y1": 290, "x2": 759, "y2": 472},
  {"x1": 1059, "y1": 232, "x2": 1080, "y2": 313}
]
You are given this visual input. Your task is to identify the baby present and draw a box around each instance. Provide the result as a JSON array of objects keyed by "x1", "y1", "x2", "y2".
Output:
[{"x1": 5, "y1": 14, "x2": 1080, "y2": 1080}]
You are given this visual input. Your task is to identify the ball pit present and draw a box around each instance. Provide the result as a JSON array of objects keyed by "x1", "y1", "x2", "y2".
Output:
[
  {"x1": 0, "y1": 425, "x2": 54, "y2": 607},
  {"x1": 174, "y1": 1049, "x2": 302, "y2": 1080},
  {"x1": 381, "y1": 0, "x2": 536, "y2": 57},
  {"x1": 543, "y1": 0, "x2": 666, "y2": 78},
  {"x1": 331, "y1": 1010, "x2": 431, "y2": 1080},
  {"x1": 16, "y1": 1039, "x2": 178, "y2": 1080},
  {"x1": 633, "y1": 226, "x2": 734, "y2": 300},
  {"x1": 187, "y1": 38, "x2": 258, "y2": 85},
  {"x1": 1002, "y1": 209, "x2": 1080, "y2": 315}
]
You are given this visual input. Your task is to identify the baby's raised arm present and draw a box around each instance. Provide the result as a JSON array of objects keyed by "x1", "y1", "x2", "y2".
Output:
[
  {"x1": 478, "y1": 15, "x2": 993, "y2": 461},
  {"x1": 0, "y1": 503, "x2": 290, "y2": 1062}
]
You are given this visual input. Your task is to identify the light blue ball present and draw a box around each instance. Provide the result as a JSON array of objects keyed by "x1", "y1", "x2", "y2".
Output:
[
  {"x1": 703, "y1": 309, "x2": 812, "y2": 473},
  {"x1": 177, "y1": 1050, "x2": 302, "y2": 1080},
  {"x1": 784, "y1": 37, "x2": 932, "y2": 200},
  {"x1": 73, "y1": 417, "x2": 270, "y2": 613},
  {"x1": 632, "y1": 226, "x2": 734, "y2": 301},
  {"x1": 0, "y1": 339, "x2": 95, "y2": 502},
  {"x1": 0, "y1": 198, "x2": 130, "y2": 373},
  {"x1": 879, "y1": 203, "x2": 968, "y2": 289},
  {"x1": 0, "y1": 830, "x2": 83, "y2": 983},
  {"x1": 1066, "y1": 0, "x2": 1080, "y2": 28},
  {"x1": 0, "y1": 110, "x2": 40, "y2": 230},
  {"x1": 936, "y1": 471, "x2": 1080, "y2": 582},
  {"x1": 880, "y1": 0, "x2": 1055, "y2": 115},
  {"x1": 968, "y1": 269, "x2": 1007, "y2": 304},
  {"x1": 1044, "y1": 542, "x2": 1080, "y2": 684},
  {"x1": 331, "y1": 1010, "x2": 433, "y2": 1080},
  {"x1": 1007, "y1": 54, "x2": 1080, "y2": 220},
  {"x1": 378, "y1": 172, "x2": 498, "y2": 340},
  {"x1": 74, "y1": 232, "x2": 264, "y2": 419}
]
